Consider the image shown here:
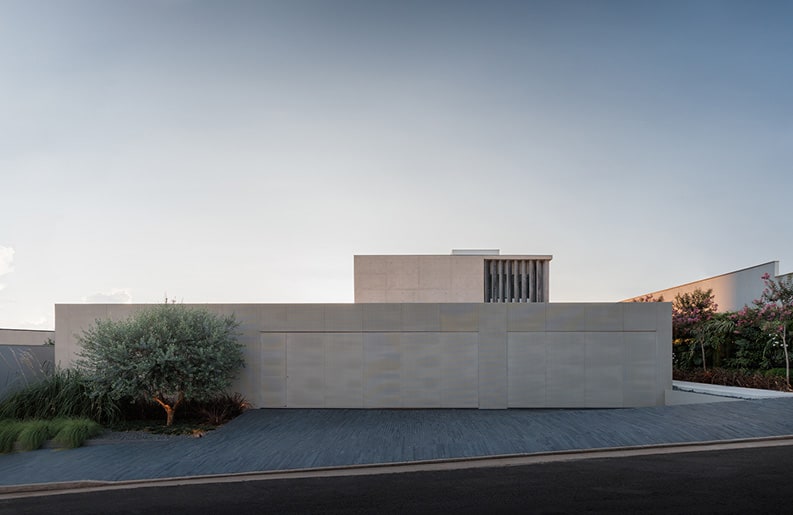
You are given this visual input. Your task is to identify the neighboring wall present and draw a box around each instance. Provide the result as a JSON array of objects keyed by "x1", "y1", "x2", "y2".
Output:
[
  {"x1": 624, "y1": 262, "x2": 779, "y2": 313},
  {"x1": 55, "y1": 303, "x2": 671, "y2": 409},
  {"x1": 0, "y1": 328, "x2": 54, "y2": 346},
  {"x1": 354, "y1": 254, "x2": 552, "y2": 303}
]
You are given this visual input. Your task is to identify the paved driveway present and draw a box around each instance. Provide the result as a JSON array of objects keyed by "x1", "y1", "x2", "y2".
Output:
[{"x1": 2, "y1": 398, "x2": 793, "y2": 486}]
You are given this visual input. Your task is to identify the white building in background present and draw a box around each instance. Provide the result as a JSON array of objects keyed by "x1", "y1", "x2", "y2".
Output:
[{"x1": 625, "y1": 261, "x2": 789, "y2": 312}]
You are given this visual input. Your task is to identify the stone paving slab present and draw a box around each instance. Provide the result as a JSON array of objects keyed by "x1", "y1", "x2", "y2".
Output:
[{"x1": 2, "y1": 398, "x2": 793, "y2": 487}]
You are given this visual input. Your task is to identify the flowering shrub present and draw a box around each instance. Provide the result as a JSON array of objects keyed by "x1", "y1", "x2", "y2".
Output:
[
  {"x1": 672, "y1": 289, "x2": 718, "y2": 370},
  {"x1": 674, "y1": 274, "x2": 793, "y2": 386}
]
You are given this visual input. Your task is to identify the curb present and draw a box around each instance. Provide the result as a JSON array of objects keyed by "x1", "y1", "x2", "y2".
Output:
[{"x1": 3, "y1": 434, "x2": 793, "y2": 499}]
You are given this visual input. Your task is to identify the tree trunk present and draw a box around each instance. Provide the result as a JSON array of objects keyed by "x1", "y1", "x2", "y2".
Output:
[
  {"x1": 153, "y1": 392, "x2": 184, "y2": 426},
  {"x1": 165, "y1": 405, "x2": 175, "y2": 426},
  {"x1": 700, "y1": 340, "x2": 707, "y2": 372},
  {"x1": 771, "y1": 324, "x2": 791, "y2": 389}
]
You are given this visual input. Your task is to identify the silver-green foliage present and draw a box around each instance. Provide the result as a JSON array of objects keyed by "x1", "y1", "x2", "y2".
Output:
[{"x1": 76, "y1": 304, "x2": 243, "y2": 425}]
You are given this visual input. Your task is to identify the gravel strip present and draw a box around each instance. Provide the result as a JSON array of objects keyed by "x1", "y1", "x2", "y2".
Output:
[{"x1": 85, "y1": 430, "x2": 190, "y2": 445}]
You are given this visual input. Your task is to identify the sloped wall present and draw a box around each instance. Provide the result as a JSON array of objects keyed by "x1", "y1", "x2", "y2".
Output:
[{"x1": 0, "y1": 345, "x2": 53, "y2": 399}]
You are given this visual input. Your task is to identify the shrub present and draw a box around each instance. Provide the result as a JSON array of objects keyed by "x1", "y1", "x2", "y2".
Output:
[
  {"x1": 189, "y1": 393, "x2": 250, "y2": 425},
  {"x1": 0, "y1": 420, "x2": 23, "y2": 453},
  {"x1": 77, "y1": 304, "x2": 244, "y2": 426},
  {"x1": 52, "y1": 419, "x2": 103, "y2": 449},
  {"x1": 0, "y1": 368, "x2": 120, "y2": 424},
  {"x1": 16, "y1": 419, "x2": 55, "y2": 451}
]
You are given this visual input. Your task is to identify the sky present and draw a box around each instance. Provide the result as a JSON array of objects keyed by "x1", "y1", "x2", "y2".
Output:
[{"x1": 1, "y1": 0, "x2": 792, "y2": 330}]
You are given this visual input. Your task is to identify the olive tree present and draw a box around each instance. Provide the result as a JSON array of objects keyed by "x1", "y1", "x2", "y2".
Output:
[{"x1": 76, "y1": 304, "x2": 244, "y2": 426}]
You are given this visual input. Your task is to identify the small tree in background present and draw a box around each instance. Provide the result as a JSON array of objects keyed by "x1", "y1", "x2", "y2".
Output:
[
  {"x1": 755, "y1": 273, "x2": 793, "y2": 386},
  {"x1": 76, "y1": 304, "x2": 243, "y2": 426},
  {"x1": 631, "y1": 293, "x2": 665, "y2": 303},
  {"x1": 673, "y1": 288, "x2": 718, "y2": 371}
]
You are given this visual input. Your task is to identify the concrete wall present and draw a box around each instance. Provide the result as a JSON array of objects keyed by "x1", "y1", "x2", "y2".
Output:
[
  {"x1": 354, "y1": 254, "x2": 552, "y2": 303},
  {"x1": 624, "y1": 262, "x2": 778, "y2": 313},
  {"x1": 55, "y1": 302, "x2": 671, "y2": 409},
  {"x1": 0, "y1": 328, "x2": 55, "y2": 346}
]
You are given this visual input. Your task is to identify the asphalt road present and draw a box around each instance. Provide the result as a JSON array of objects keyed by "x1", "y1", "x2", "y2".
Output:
[{"x1": 4, "y1": 444, "x2": 793, "y2": 514}]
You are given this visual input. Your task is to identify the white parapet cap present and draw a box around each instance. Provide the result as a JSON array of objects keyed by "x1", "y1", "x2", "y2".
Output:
[{"x1": 452, "y1": 249, "x2": 500, "y2": 256}]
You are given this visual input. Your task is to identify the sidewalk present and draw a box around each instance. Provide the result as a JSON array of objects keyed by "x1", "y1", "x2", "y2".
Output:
[
  {"x1": 673, "y1": 380, "x2": 793, "y2": 400},
  {"x1": 2, "y1": 395, "x2": 793, "y2": 489}
]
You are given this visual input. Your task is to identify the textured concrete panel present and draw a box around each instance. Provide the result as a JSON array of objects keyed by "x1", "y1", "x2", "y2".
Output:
[
  {"x1": 656, "y1": 303, "x2": 673, "y2": 400},
  {"x1": 586, "y1": 304, "x2": 624, "y2": 331},
  {"x1": 260, "y1": 333, "x2": 286, "y2": 407},
  {"x1": 357, "y1": 273, "x2": 387, "y2": 290},
  {"x1": 546, "y1": 332, "x2": 586, "y2": 407},
  {"x1": 286, "y1": 333, "x2": 325, "y2": 407},
  {"x1": 402, "y1": 303, "x2": 441, "y2": 332},
  {"x1": 478, "y1": 331, "x2": 508, "y2": 409},
  {"x1": 260, "y1": 305, "x2": 288, "y2": 332},
  {"x1": 624, "y1": 332, "x2": 658, "y2": 407},
  {"x1": 507, "y1": 332, "x2": 547, "y2": 407},
  {"x1": 623, "y1": 302, "x2": 659, "y2": 331},
  {"x1": 507, "y1": 303, "x2": 546, "y2": 332},
  {"x1": 418, "y1": 256, "x2": 451, "y2": 290},
  {"x1": 478, "y1": 303, "x2": 508, "y2": 332},
  {"x1": 414, "y1": 290, "x2": 451, "y2": 303},
  {"x1": 439, "y1": 304, "x2": 479, "y2": 332},
  {"x1": 450, "y1": 257, "x2": 485, "y2": 301},
  {"x1": 212, "y1": 305, "x2": 262, "y2": 335},
  {"x1": 363, "y1": 333, "x2": 402, "y2": 407},
  {"x1": 440, "y1": 332, "x2": 479, "y2": 407},
  {"x1": 385, "y1": 290, "x2": 418, "y2": 303},
  {"x1": 357, "y1": 290, "x2": 388, "y2": 302},
  {"x1": 362, "y1": 304, "x2": 403, "y2": 331},
  {"x1": 386, "y1": 255, "x2": 419, "y2": 290},
  {"x1": 585, "y1": 332, "x2": 624, "y2": 407},
  {"x1": 401, "y1": 333, "x2": 442, "y2": 407},
  {"x1": 323, "y1": 304, "x2": 363, "y2": 332},
  {"x1": 261, "y1": 376, "x2": 287, "y2": 408},
  {"x1": 354, "y1": 255, "x2": 389, "y2": 274},
  {"x1": 285, "y1": 305, "x2": 325, "y2": 331},
  {"x1": 325, "y1": 333, "x2": 363, "y2": 408},
  {"x1": 546, "y1": 304, "x2": 587, "y2": 332}
]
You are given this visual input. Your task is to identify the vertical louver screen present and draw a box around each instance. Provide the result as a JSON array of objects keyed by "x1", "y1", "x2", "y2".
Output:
[{"x1": 484, "y1": 259, "x2": 546, "y2": 303}]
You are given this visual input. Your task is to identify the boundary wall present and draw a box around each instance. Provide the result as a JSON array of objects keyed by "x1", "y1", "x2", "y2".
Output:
[{"x1": 55, "y1": 303, "x2": 671, "y2": 409}]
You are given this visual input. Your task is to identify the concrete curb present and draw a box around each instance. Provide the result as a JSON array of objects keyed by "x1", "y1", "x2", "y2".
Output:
[{"x1": 3, "y1": 434, "x2": 793, "y2": 499}]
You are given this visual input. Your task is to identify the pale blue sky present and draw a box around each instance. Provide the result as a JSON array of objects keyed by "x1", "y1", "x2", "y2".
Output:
[{"x1": 1, "y1": 0, "x2": 792, "y2": 329}]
